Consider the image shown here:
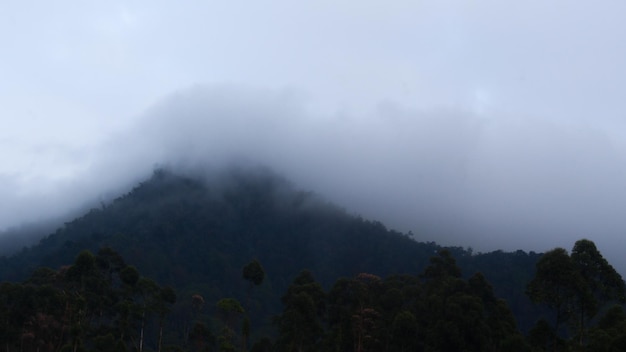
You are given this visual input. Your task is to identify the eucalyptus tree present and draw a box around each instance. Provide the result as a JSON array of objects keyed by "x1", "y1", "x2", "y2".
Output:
[
  {"x1": 527, "y1": 239, "x2": 626, "y2": 349},
  {"x1": 216, "y1": 298, "x2": 245, "y2": 351},
  {"x1": 527, "y1": 247, "x2": 580, "y2": 341},
  {"x1": 274, "y1": 270, "x2": 326, "y2": 352},
  {"x1": 570, "y1": 239, "x2": 625, "y2": 345},
  {"x1": 242, "y1": 259, "x2": 265, "y2": 351}
]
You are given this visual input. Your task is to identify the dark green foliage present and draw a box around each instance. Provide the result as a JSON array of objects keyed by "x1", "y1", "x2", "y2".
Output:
[
  {"x1": 0, "y1": 167, "x2": 544, "y2": 335},
  {"x1": 92, "y1": 333, "x2": 117, "y2": 352},
  {"x1": 527, "y1": 248, "x2": 579, "y2": 335},
  {"x1": 243, "y1": 260, "x2": 265, "y2": 287},
  {"x1": 458, "y1": 249, "x2": 544, "y2": 332},
  {"x1": 587, "y1": 305, "x2": 626, "y2": 351},
  {"x1": 416, "y1": 251, "x2": 526, "y2": 352},
  {"x1": 250, "y1": 337, "x2": 273, "y2": 352},
  {"x1": 527, "y1": 319, "x2": 558, "y2": 351},
  {"x1": 2, "y1": 167, "x2": 608, "y2": 350},
  {"x1": 0, "y1": 169, "x2": 440, "y2": 339},
  {"x1": 289, "y1": 250, "x2": 526, "y2": 352},
  {"x1": 0, "y1": 248, "x2": 179, "y2": 352},
  {"x1": 421, "y1": 249, "x2": 462, "y2": 280},
  {"x1": 390, "y1": 310, "x2": 418, "y2": 352},
  {"x1": 527, "y1": 240, "x2": 626, "y2": 350},
  {"x1": 214, "y1": 298, "x2": 245, "y2": 351},
  {"x1": 3, "y1": 235, "x2": 619, "y2": 351},
  {"x1": 217, "y1": 298, "x2": 245, "y2": 323},
  {"x1": 570, "y1": 239, "x2": 626, "y2": 344},
  {"x1": 120, "y1": 265, "x2": 140, "y2": 286},
  {"x1": 274, "y1": 270, "x2": 326, "y2": 352},
  {"x1": 189, "y1": 322, "x2": 215, "y2": 352}
]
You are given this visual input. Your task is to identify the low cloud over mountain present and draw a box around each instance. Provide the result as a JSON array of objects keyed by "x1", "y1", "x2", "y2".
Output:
[{"x1": 4, "y1": 85, "x2": 626, "y2": 274}]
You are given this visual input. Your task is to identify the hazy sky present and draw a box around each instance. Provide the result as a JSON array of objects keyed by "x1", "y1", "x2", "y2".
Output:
[{"x1": 2, "y1": 1, "x2": 626, "y2": 270}]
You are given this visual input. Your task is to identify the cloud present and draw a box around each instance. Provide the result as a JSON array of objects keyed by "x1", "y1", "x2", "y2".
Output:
[
  {"x1": 112, "y1": 86, "x2": 626, "y2": 252},
  {"x1": 2, "y1": 0, "x2": 626, "y2": 273},
  {"x1": 2, "y1": 84, "x2": 626, "y2": 272}
]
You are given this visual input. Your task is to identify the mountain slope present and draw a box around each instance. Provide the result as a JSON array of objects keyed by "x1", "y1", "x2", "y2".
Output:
[{"x1": 0, "y1": 166, "x2": 543, "y2": 331}]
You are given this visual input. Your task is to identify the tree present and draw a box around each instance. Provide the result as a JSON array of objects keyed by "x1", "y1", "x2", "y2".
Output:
[
  {"x1": 135, "y1": 278, "x2": 160, "y2": 352},
  {"x1": 350, "y1": 273, "x2": 383, "y2": 352},
  {"x1": 419, "y1": 250, "x2": 524, "y2": 352},
  {"x1": 216, "y1": 298, "x2": 245, "y2": 351},
  {"x1": 587, "y1": 305, "x2": 626, "y2": 351},
  {"x1": 527, "y1": 240, "x2": 626, "y2": 349},
  {"x1": 0, "y1": 248, "x2": 186, "y2": 351},
  {"x1": 570, "y1": 239, "x2": 626, "y2": 345},
  {"x1": 390, "y1": 310, "x2": 418, "y2": 352},
  {"x1": 250, "y1": 337, "x2": 272, "y2": 352},
  {"x1": 527, "y1": 319, "x2": 560, "y2": 351},
  {"x1": 242, "y1": 260, "x2": 265, "y2": 287},
  {"x1": 156, "y1": 286, "x2": 177, "y2": 352},
  {"x1": 275, "y1": 270, "x2": 325, "y2": 352},
  {"x1": 188, "y1": 322, "x2": 214, "y2": 352},
  {"x1": 421, "y1": 249, "x2": 462, "y2": 281},
  {"x1": 242, "y1": 259, "x2": 265, "y2": 351},
  {"x1": 527, "y1": 247, "x2": 579, "y2": 341}
]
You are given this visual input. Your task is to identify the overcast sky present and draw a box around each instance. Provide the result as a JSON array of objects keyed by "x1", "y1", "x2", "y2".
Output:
[{"x1": 2, "y1": 1, "x2": 626, "y2": 270}]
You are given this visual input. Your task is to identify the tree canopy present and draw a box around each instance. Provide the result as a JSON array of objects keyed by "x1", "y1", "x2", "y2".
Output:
[{"x1": 527, "y1": 239, "x2": 626, "y2": 350}]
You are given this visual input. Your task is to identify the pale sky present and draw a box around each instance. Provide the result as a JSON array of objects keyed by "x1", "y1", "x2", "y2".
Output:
[{"x1": 2, "y1": 1, "x2": 626, "y2": 270}]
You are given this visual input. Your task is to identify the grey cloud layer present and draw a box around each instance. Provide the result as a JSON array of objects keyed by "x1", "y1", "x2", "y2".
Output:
[
  {"x1": 123, "y1": 86, "x2": 626, "y2": 255},
  {"x1": 2, "y1": 0, "x2": 626, "y2": 273},
  {"x1": 2, "y1": 85, "x2": 626, "y2": 271}
]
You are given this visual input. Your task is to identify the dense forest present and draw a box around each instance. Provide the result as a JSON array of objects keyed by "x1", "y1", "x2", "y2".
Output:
[{"x1": 1, "y1": 167, "x2": 625, "y2": 351}]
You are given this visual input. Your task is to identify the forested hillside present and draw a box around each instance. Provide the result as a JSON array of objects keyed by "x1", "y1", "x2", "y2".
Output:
[{"x1": 1, "y1": 167, "x2": 624, "y2": 351}]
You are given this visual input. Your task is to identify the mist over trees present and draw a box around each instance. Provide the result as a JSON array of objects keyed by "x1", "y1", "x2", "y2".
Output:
[
  {"x1": 5, "y1": 85, "x2": 626, "y2": 277},
  {"x1": 0, "y1": 167, "x2": 624, "y2": 351}
]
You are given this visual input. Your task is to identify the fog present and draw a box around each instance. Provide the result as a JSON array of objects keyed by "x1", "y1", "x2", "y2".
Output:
[
  {"x1": 132, "y1": 87, "x2": 626, "y2": 260},
  {"x1": 2, "y1": 1, "x2": 626, "y2": 273},
  {"x1": 5, "y1": 85, "x2": 626, "y2": 272}
]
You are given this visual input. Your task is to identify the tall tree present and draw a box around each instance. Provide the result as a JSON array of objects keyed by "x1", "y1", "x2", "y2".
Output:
[
  {"x1": 527, "y1": 240, "x2": 626, "y2": 349},
  {"x1": 242, "y1": 259, "x2": 265, "y2": 351},
  {"x1": 570, "y1": 239, "x2": 625, "y2": 345},
  {"x1": 135, "y1": 278, "x2": 160, "y2": 352},
  {"x1": 527, "y1": 247, "x2": 580, "y2": 341},
  {"x1": 242, "y1": 260, "x2": 265, "y2": 288},
  {"x1": 350, "y1": 273, "x2": 383, "y2": 352},
  {"x1": 216, "y1": 298, "x2": 245, "y2": 352},
  {"x1": 155, "y1": 286, "x2": 176, "y2": 352},
  {"x1": 390, "y1": 310, "x2": 418, "y2": 352},
  {"x1": 275, "y1": 270, "x2": 325, "y2": 352},
  {"x1": 421, "y1": 249, "x2": 462, "y2": 281}
]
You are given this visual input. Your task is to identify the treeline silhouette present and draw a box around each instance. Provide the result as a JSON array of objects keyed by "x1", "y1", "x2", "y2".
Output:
[{"x1": 0, "y1": 167, "x2": 623, "y2": 351}]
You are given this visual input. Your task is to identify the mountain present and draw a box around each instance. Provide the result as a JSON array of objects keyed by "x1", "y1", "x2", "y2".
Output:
[{"x1": 0, "y1": 166, "x2": 544, "y2": 334}]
